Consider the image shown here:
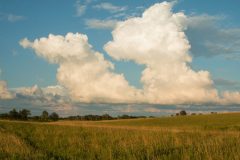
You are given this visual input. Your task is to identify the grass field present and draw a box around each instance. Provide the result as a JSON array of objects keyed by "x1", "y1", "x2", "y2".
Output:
[{"x1": 0, "y1": 113, "x2": 240, "y2": 160}]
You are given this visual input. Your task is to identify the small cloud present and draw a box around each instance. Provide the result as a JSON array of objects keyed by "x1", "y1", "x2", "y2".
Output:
[
  {"x1": 85, "y1": 19, "x2": 117, "y2": 29},
  {"x1": 119, "y1": 105, "x2": 138, "y2": 113},
  {"x1": 12, "y1": 49, "x2": 19, "y2": 56},
  {"x1": 0, "y1": 80, "x2": 15, "y2": 99},
  {"x1": 144, "y1": 107, "x2": 161, "y2": 113},
  {"x1": 136, "y1": 6, "x2": 145, "y2": 10},
  {"x1": 214, "y1": 78, "x2": 240, "y2": 91},
  {"x1": 0, "y1": 13, "x2": 26, "y2": 22},
  {"x1": 93, "y1": 2, "x2": 127, "y2": 13},
  {"x1": 84, "y1": 0, "x2": 92, "y2": 4},
  {"x1": 7, "y1": 14, "x2": 25, "y2": 22},
  {"x1": 112, "y1": 12, "x2": 127, "y2": 18},
  {"x1": 187, "y1": 14, "x2": 240, "y2": 59},
  {"x1": 75, "y1": 1, "x2": 87, "y2": 17},
  {"x1": 214, "y1": 78, "x2": 239, "y2": 87},
  {"x1": 43, "y1": 85, "x2": 68, "y2": 97},
  {"x1": 144, "y1": 107, "x2": 179, "y2": 114},
  {"x1": 224, "y1": 54, "x2": 240, "y2": 61}
]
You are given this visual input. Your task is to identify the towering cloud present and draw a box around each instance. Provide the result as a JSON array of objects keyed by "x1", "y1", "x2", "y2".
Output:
[
  {"x1": 20, "y1": 33, "x2": 141, "y2": 103},
  {"x1": 20, "y1": 1, "x2": 240, "y2": 105},
  {"x1": 0, "y1": 80, "x2": 14, "y2": 99},
  {"x1": 105, "y1": 2, "x2": 219, "y2": 104}
]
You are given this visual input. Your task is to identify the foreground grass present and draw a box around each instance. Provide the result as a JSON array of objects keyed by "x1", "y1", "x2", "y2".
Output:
[{"x1": 0, "y1": 113, "x2": 240, "y2": 160}]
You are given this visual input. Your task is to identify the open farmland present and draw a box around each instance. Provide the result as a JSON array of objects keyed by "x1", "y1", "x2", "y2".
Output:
[{"x1": 0, "y1": 113, "x2": 240, "y2": 160}]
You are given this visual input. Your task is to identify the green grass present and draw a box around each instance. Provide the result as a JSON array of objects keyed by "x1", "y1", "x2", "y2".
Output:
[
  {"x1": 0, "y1": 113, "x2": 240, "y2": 160},
  {"x1": 93, "y1": 113, "x2": 240, "y2": 130}
]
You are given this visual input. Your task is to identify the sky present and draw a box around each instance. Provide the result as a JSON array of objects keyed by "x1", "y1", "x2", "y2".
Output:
[{"x1": 1, "y1": 0, "x2": 240, "y2": 116}]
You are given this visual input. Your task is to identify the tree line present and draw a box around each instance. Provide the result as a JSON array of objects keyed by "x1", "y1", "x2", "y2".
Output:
[
  {"x1": 0, "y1": 108, "x2": 148, "y2": 121},
  {"x1": 66, "y1": 114, "x2": 147, "y2": 121},
  {"x1": 0, "y1": 109, "x2": 59, "y2": 121},
  {"x1": 171, "y1": 110, "x2": 217, "y2": 116}
]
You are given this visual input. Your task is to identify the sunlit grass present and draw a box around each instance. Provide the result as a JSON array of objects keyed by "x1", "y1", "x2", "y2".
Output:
[{"x1": 0, "y1": 113, "x2": 240, "y2": 159}]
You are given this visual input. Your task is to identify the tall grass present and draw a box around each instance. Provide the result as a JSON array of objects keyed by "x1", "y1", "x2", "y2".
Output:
[{"x1": 0, "y1": 113, "x2": 240, "y2": 160}]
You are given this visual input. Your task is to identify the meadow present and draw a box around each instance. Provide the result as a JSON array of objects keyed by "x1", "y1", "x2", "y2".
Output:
[{"x1": 0, "y1": 113, "x2": 240, "y2": 160}]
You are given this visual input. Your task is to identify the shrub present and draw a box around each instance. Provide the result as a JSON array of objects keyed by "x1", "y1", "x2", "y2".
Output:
[
  {"x1": 49, "y1": 112, "x2": 59, "y2": 121},
  {"x1": 179, "y1": 110, "x2": 187, "y2": 116}
]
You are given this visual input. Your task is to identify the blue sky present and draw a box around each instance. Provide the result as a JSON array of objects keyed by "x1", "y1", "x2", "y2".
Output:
[{"x1": 1, "y1": 0, "x2": 240, "y2": 116}]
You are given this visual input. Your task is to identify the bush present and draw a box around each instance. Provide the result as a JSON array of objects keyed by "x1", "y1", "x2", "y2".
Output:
[
  {"x1": 179, "y1": 110, "x2": 187, "y2": 116},
  {"x1": 49, "y1": 112, "x2": 59, "y2": 121}
]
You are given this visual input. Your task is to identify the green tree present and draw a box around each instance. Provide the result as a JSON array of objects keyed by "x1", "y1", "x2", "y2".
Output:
[
  {"x1": 19, "y1": 109, "x2": 31, "y2": 120},
  {"x1": 102, "y1": 114, "x2": 112, "y2": 120},
  {"x1": 41, "y1": 110, "x2": 49, "y2": 121},
  {"x1": 49, "y1": 112, "x2": 59, "y2": 121},
  {"x1": 9, "y1": 108, "x2": 19, "y2": 119}
]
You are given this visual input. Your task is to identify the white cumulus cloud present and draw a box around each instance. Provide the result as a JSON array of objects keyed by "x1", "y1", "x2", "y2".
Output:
[
  {"x1": 104, "y1": 2, "x2": 219, "y2": 104},
  {"x1": 0, "y1": 80, "x2": 15, "y2": 99},
  {"x1": 221, "y1": 91, "x2": 240, "y2": 105},
  {"x1": 20, "y1": 33, "x2": 141, "y2": 103}
]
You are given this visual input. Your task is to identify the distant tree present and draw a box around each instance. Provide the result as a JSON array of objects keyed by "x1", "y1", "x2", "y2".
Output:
[
  {"x1": 0, "y1": 113, "x2": 9, "y2": 119},
  {"x1": 19, "y1": 109, "x2": 31, "y2": 120},
  {"x1": 191, "y1": 113, "x2": 196, "y2": 116},
  {"x1": 84, "y1": 115, "x2": 103, "y2": 121},
  {"x1": 84, "y1": 115, "x2": 93, "y2": 120},
  {"x1": 31, "y1": 116, "x2": 40, "y2": 121},
  {"x1": 118, "y1": 115, "x2": 130, "y2": 119},
  {"x1": 49, "y1": 112, "x2": 59, "y2": 121},
  {"x1": 176, "y1": 113, "x2": 179, "y2": 116},
  {"x1": 41, "y1": 110, "x2": 49, "y2": 120},
  {"x1": 179, "y1": 110, "x2": 187, "y2": 116},
  {"x1": 9, "y1": 108, "x2": 19, "y2": 119},
  {"x1": 102, "y1": 114, "x2": 113, "y2": 120}
]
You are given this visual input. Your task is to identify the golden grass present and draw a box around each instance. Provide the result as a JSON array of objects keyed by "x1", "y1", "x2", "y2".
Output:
[{"x1": 0, "y1": 113, "x2": 240, "y2": 159}]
